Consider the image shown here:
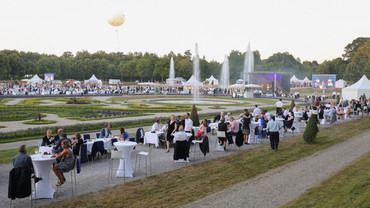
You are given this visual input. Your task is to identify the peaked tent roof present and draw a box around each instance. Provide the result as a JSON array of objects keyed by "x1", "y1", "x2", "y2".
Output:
[
  {"x1": 183, "y1": 75, "x2": 203, "y2": 86},
  {"x1": 29, "y1": 74, "x2": 43, "y2": 82},
  {"x1": 290, "y1": 75, "x2": 300, "y2": 83},
  {"x1": 343, "y1": 75, "x2": 370, "y2": 90},
  {"x1": 207, "y1": 75, "x2": 218, "y2": 81},
  {"x1": 88, "y1": 74, "x2": 99, "y2": 82},
  {"x1": 302, "y1": 77, "x2": 311, "y2": 83}
]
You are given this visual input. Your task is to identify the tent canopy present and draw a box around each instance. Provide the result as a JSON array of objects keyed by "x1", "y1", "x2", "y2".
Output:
[
  {"x1": 205, "y1": 75, "x2": 218, "y2": 85},
  {"x1": 183, "y1": 75, "x2": 203, "y2": 86},
  {"x1": 335, "y1": 79, "x2": 348, "y2": 88},
  {"x1": 302, "y1": 77, "x2": 311, "y2": 83},
  {"x1": 290, "y1": 75, "x2": 300, "y2": 83},
  {"x1": 245, "y1": 84, "x2": 261, "y2": 88},
  {"x1": 28, "y1": 75, "x2": 43, "y2": 84},
  {"x1": 342, "y1": 75, "x2": 370, "y2": 100},
  {"x1": 228, "y1": 83, "x2": 245, "y2": 89}
]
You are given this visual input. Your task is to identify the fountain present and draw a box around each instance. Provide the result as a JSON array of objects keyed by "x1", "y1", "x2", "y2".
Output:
[
  {"x1": 169, "y1": 57, "x2": 175, "y2": 92},
  {"x1": 243, "y1": 42, "x2": 254, "y2": 84},
  {"x1": 219, "y1": 55, "x2": 230, "y2": 89},
  {"x1": 193, "y1": 43, "x2": 201, "y2": 102}
]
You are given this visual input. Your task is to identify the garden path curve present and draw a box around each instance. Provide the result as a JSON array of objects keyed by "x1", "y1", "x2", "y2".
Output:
[{"x1": 184, "y1": 130, "x2": 370, "y2": 208}]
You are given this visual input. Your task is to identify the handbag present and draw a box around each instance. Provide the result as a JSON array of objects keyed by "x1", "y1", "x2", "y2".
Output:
[{"x1": 217, "y1": 131, "x2": 226, "y2": 138}]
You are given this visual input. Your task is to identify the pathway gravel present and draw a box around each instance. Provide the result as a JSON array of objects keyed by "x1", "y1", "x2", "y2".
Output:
[{"x1": 184, "y1": 130, "x2": 370, "y2": 208}]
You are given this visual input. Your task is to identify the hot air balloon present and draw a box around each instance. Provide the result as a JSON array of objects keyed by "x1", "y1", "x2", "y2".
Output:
[
  {"x1": 108, "y1": 10, "x2": 125, "y2": 51},
  {"x1": 108, "y1": 11, "x2": 125, "y2": 27}
]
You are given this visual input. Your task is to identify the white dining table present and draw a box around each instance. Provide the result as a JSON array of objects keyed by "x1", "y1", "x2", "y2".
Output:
[
  {"x1": 144, "y1": 131, "x2": 164, "y2": 147},
  {"x1": 31, "y1": 154, "x2": 55, "y2": 199},
  {"x1": 86, "y1": 138, "x2": 114, "y2": 153},
  {"x1": 113, "y1": 141, "x2": 137, "y2": 177},
  {"x1": 275, "y1": 117, "x2": 285, "y2": 138}
]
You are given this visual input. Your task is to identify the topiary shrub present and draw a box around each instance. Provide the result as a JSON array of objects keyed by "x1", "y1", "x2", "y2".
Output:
[
  {"x1": 289, "y1": 99, "x2": 296, "y2": 111},
  {"x1": 303, "y1": 113, "x2": 319, "y2": 144},
  {"x1": 190, "y1": 105, "x2": 200, "y2": 126},
  {"x1": 336, "y1": 95, "x2": 340, "y2": 104}
]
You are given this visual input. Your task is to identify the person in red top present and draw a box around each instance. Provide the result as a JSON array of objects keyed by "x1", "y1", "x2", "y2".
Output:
[{"x1": 195, "y1": 119, "x2": 208, "y2": 140}]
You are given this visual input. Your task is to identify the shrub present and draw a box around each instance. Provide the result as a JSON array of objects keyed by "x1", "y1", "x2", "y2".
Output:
[
  {"x1": 303, "y1": 113, "x2": 319, "y2": 144},
  {"x1": 289, "y1": 99, "x2": 296, "y2": 111},
  {"x1": 190, "y1": 105, "x2": 200, "y2": 126}
]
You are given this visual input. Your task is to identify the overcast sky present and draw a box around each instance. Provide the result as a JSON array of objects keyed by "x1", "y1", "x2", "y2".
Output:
[{"x1": 0, "y1": 0, "x2": 369, "y2": 63}]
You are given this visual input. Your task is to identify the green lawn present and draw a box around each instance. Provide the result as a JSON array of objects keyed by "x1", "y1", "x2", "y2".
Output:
[
  {"x1": 0, "y1": 145, "x2": 38, "y2": 164},
  {"x1": 282, "y1": 152, "x2": 370, "y2": 208},
  {"x1": 44, "y1": 116, "x2": 370, "y2": 208}
]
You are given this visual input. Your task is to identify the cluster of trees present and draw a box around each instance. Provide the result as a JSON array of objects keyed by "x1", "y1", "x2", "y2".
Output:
[
  {"x1": 316, "y1": 37, "x2": 370, "y2": 83},
  {"x1": 0, "y1": 37, "x2": 368, "y2": 84}
]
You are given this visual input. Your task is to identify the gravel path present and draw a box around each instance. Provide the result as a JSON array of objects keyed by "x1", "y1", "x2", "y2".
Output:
[
  {"x1": 4, "y1": 98, "x2": 25, "y2": 105},
  {"x1": 184, "y1": 130, "x2": 370, "y2": 208}
]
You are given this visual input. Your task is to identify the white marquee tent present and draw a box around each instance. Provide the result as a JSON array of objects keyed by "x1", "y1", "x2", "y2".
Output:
[
  {"x1": 183, "y1": 75, "x2": 203, "y2": 88},
  {"x1": 290, "y1": 75, "x2": 300, "y2": 83},
  {"x1": 84, "y1": 74, "x2": 102, "y2": 85},
  {"x1": 302, "y1": 77, "x2": 311, "y2": 83},
  {"x1": 342, "y1": 75, "x2": 370, "y2": 100},
  {"x1": 335, "y1": 79, "x2": 348, "y2": 88},
  {"x1": 28, "y1": 75, "x2": 43, "y2": 84},
  {"x1": 205, "y1": 75, "x2": 218, "y2": 85}
]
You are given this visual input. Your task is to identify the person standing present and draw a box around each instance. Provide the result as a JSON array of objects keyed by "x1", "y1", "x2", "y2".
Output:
[
  {"x1": 275, "y1": 99, "x2": 283, "y2": 114},
  {"x1": 252, "y1": 105, "x2": 261, "y2": 121},
  {"x1": 267, "y1": 115, "x2": 281, "y2": 151},
  {"x1": 166, "y1": 115, "x2": 178, "y2": 153}
]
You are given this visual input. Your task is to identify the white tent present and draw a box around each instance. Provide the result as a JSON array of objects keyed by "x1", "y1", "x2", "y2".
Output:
[
  {"x1": 183, "y1": 75, "x2": 203, "y2": 87},
  {"x1": 335, "y1": 79, "x2": 348, "y2": 88},
  {"x1": 84, "y1": 74, "x2": 102, "y2": 85},
  {"x1": 205, "y1": 75, "x2": 218, "y2": 85},
  {"x1": 342, "y1": 75, "x2": 370, "y2": 100},
  {"x1": 302, "y1": 77, "x2": 311, "y2": 83},
  {"x1": 245, "y1": 84, "x2": 261, "y2": 88},
  {"x1": 28, "y1": 75, "x2": 43, "y2": 84},
  {"x1": 290, "y1": 75, "x2": 300, "y2": 83},
  {"x1": 228, "y1": 83, "x2": 245, "y2": 89}
]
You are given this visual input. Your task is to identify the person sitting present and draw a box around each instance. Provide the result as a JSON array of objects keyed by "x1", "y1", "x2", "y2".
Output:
[
  {"x1": 195, "y1": 119, "x2": 208, "y2": 140},
  {"x1": 100, "y1": 123, "x2": 112, "y2": 138},
  {"x1": 227, "y1": 117, "x2": 239, "y2": 144},
  {"x1": 213, "y1": 111, "x2": 225, "y2": 123},
  {"x1": 337, "y1": 104, "x2": 345, "y2": 120},
  {"x1": 52, "y1": 133, "x2": 71, "y2": 154},
  {"x1": 292, "y1": 105, "x2": 300, "y2": 112},
  {"x1": 53, "y1": 128, "x2": 63, "y2": 144},
  {"x1": 225, "y1": 112, "x2": 231, "y2": 122},
  {"x1": 282, "y1": 108, "x2": 289, "y2": 118},
  {"x1": 71, "y1": 133, "x2": 83, "y2": 156},
  {"x1": 13, "y1": 145, "x2": 42, "y2": 183},
  {"x1": 151, "y1": 119, "x2": 162, "y2": 132},
  {"x1": 52, "y1": 140, "x2": 75, "y2": 186},
  {"x1": 173, "y1": 126, "x2": 189, "y2": 161},
  {"x1": 120, "y1": 127, "x2": 129, "y2": 141},
  {"x1": 217, "y1": 117, "x2": 228, "y2": 151},
  {"x1": 41, "y1": 129, "x2": 56, "y2": 146},
  {"x1": 173, "y1": 125, "x2": 187, "y2": 143},
  {"x1": 284, "y1": 111, "x2": 294, "y2": 132},
  {"x1": 329, "y1": 105, "x2": 337, "y2": 124}
]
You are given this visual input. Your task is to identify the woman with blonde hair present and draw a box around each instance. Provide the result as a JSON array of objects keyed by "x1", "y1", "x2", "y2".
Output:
[{"x1": 52, "y1": 140, "x2": 75, "y2": 186}]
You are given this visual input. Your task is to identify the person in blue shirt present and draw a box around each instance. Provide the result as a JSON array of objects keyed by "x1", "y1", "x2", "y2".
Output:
[
  {"x1": 267, "y1": 115, "x2": 282, "y2": 151},
  {"x1": 120, "y1": 127, "x2": 129, "y2": 141},
  {"x1": 52, "y1": 133, "x2": 71, "y2": 154}
]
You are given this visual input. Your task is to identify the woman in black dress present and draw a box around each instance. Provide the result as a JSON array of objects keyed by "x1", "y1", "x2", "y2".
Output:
[
  {"x1": 166, "y1": 115, "x2": 178, "y2": 153},
  {"x1": 217, "y1": 117, "x2": 228, "y2": 150},
  {"x1": 71, "y1": 133, "x2": 83, "y2": 156}
]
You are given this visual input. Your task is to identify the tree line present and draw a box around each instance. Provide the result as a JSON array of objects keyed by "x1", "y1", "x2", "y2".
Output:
[{"x1": 0, "y1": 37, "x2": 368, "y2": 84}]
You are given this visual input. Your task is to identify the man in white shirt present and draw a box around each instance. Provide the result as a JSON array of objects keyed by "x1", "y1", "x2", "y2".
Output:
[
  {"x1": 151, "y1": 119, "x2": 162, "y2": 132},
  {"x1": 275, "y1": 99, "x2": 283, "y2": 114},
  {"x1": 173, "y1": 125, "x2": 187, "y2": 143},
  {"x1": 184, "y1": 113, "x2": 193, "y2": 132},
  {"x1": 252, "y1": 105, "x2": 261, "y2": 119}
]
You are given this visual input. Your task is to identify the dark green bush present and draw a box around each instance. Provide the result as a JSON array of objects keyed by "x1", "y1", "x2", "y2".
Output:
[
  {"x1": 190, "y1": 105, "x2": 200, "y2": 126},
  {"x1": 303, "y1": 114, "x2": 319, "y2": 144},
  {"x1": 289, "y1": 99, "x2": 296, "y2": 111}
]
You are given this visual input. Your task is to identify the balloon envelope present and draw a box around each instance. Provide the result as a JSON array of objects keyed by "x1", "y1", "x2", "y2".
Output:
[{"x1": 108, "y1": 11, "x2": 125, "y2": 27}]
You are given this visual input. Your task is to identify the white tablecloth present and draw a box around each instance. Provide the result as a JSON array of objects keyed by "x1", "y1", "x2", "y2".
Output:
[
  {"x1": 144, "y1": 131, "x2": 164, "y2": 147},
  {"x1": 193, "y1": 127, "x2": 199, "y2": 136},
  {"x1": 292, "y1": 116, "x2": 301, "y2": 133},
  {"x1": 113, "y1": 141, "x2": 137, "y2": 177},
  {"x1": 31, "y1": 154, "x2": 55, "y2": 199},
  {"x1": 86, "y1": 138, "x2": 112, "y2": 153},
  {"x1": 276, "y1": 117, "x2": 285, "y2": 138},
  {"x1": 39, "y1": 146, "x2": 52, "y2": 154}
]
